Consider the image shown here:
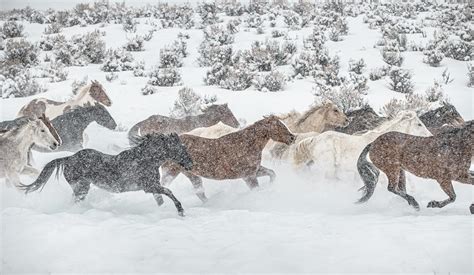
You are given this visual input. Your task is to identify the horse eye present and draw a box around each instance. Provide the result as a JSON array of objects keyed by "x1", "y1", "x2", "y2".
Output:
[{"x1": 41, "y1": 129, "x2": 45, "y2": 133}]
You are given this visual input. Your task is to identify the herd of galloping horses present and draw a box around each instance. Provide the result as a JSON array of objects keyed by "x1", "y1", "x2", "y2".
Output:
[{"x1": 1, "y1": 81, "x2": 473, "y2": 216}]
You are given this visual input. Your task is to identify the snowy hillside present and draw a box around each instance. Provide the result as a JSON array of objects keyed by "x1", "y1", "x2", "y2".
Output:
[{"x1": 1, "y1": 1, "x2": 473, "y2": 273}]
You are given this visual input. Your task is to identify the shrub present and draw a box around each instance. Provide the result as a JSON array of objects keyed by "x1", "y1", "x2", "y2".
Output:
[
  {"x1": 71, "y1": 76, "x2": 88, "y2": 94},
  {"x1": 141, "y1": 84, "x2": 159, "y2": 95},
  {"x1": 169, "y1": 87, "x2": 203, "y2": 118},
  {"x1": 198, "y1": 45, "x2": 233, "y2": 67},
  {"x1": 313, "y1": 83, "x2": 367, "y2": 113},
  {"x1": 271, "y1": 30, "x2": 285, "y2": 38},
  {"x1": 204, "y1": 63, "x2": 230, "y2": 86},
  {"x1": 388, "y1": 67, "x2": 414, "y2": 94},
  {"x1": 4, "y1": 39, "x2": 39, "y2": 67},
  {"x1": 423, "y1": 49, "x2": 444, "y2": 67},
  {"x1": 292, "y1": 51, "x2": 320, "y2": 78},
  {"x1": 1, "y1": 21, "x2": 24, "y2": 38},
  {"x1": 44, "y1": 61, "x2": 68, "y2": 82},
  {"x1": 243, "y1": 40, "x2": 296, "y2": 71},
  {"x1": 439, "y1": 40, "x2": 472, "y2": 61},
  {"x1": 43, "y1": 23, "x2": 62, "y2": 35},
  {"x1": 424, "y1": 81, "x2": 445, "y2": 102},
  {"x1": 369, "y1": 66, "x2": 390, "y2": 81},
  {"x1": 381, "y1": 41, "x2": 404, "y2": 66},
  {"x1": 283, "y1": 10, "x2": 302, "y2": 30},
  {"x1": 101, "y1": 48, "x2": 137, "y2": 72},
  {"x1": 328, "y1": 27, "x2": 341, "y2": 42},
  {"x1": 254, "y1": 70, "x2": 287, "y2": 92},
  {"x1": 105, "y1": 72, "x2": 119, "y2": 82},
  {"x1": 125, "y1": 35, "x2": 145, "y2": 52},
  {"x1": 122, "y1": 13, "x2": 137, "y2": 32},
  {"x1": 245, "y1": 13, "x2": 264, "y2": 28},
  {"x1": 39, "y1": 34, "x2": 66, "y2": 51},
  {"x1": 348, "y1": 58, "x2": 366, "y2": 74},
  {"x1": 304, "y1": 26, "x2": 326, "y2": 52},
  {"x1": 381, "y1": 94, "x2": 430, "y2": 118},
  {"x1": 349, "y1": 73, "x2": 368, "y2": 93},
  {"x1": 147, "y1": 66, "x2": 182, "y2": 86},
  {"x1": 197, "y1": 2, "x2": 219, "y2": 26},
  {"x1": 159, "y1": 47, "x2": 183, "y2": 68},
  {"x1": 220, "y1": 62, "x2": 255, "y2": 91},
  {"x1": 133, "y1": 61, "x2": 146, "y2": 77},
  {"x1": 226, "y1": 19, "x2": 241, "y2": 34},
  {"x1": 52, "y1": 30, "x2": 106, "y2": 66},
  {"x1": 198, "y1": 25, "x2": 234, "y2": 66},
  {"x1": 0, "y1": 70, "x2": 46, "y2": 98},
  {"x1": 468, "y1": 62, "x2": 474, "y2": 87}
]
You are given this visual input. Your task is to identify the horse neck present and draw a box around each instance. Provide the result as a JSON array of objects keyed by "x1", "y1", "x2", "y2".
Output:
[
  {"x1": 11, "y1": 125, "x2": 36, "y2": 154},
  {"x1": 195, "y1": 112, "x2": 218, "y2": 128},
  {"x1": 240, "y1": 122, "x2": 271, "y2": 150},
  {"x1": 73, "y1": 86, "x2": 95, "y2": 105}
]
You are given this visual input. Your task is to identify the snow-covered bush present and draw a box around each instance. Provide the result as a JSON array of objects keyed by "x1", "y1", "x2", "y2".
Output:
[
  {"x1": 171, "y1": 38, "x2": 188, "y2": 58},
  {"x1": 292, "y1": 51, "x2": 320, "y2": 78},
  {"x1": 169, "y1": 87, "x2": 217, "y2": 118},
  {"x1": 271, "y1": 30, "x2": 285, "y2": 38},
  {"x1": 441, "y1": 68, "x2": 454, "y2": 85},
  {"x1": 217, "y1": 62, "x2": 255, "y2": 91},
  {"x1": 124, "y1": 35, "x2": 144, "y2": 51},
  {"x1": 424, "y1": 81, "x2": 445, "y2": 103},
  {"x1": 423, "y1": 49, "x2": 444, "y2": 67},
  {"x1": 369, "y1": 66, "x2": 390, "y2": 81},
  {"x1": 122, "y1": 13, "x2": 137, "y2": 33},
  {"x1": 198, "y1": 25, "x2": 234, "y2": 66},
  {"x1": 254, "y1": 70, "x2": 287, "y2": 92},
  {"x1": 245, "y1": 13, "x2": 264, "y2": 29},
  {"x1": 1, "y1": 21, "x2": 24, "y2": 38},
  {"x1": 381, "y1": 94, "x2": 430, "y2": 118},
  {"x1": 39, "y1": 34, "x2": 66, "y2": 51},
  {"x1": 0, "y1": 69, "x2": 46, "y2": 98},
  {"x1": 313, "y1": 83, "x2": 367, "y2": 113},
  {"x1": 468, "y1": 62, "x2": 474, "y2": 87},
  {"x1": 349, "y1": 73, "x2": 368, "y2": 93},
  {"x1": 439, "y1": 40, "x2": 472, "y2": 61},
  {"x1": 141, "y1": 84, "x2": 159, "y2": 95},
  {"x1": 71, "y1": 76, "x2": 88, "y2": 94},
  {"x1": 105, "y1": 72, "x2": 118, "y2": 82},
  {"x1": 43, "y1": 23, "x2": 62, "y2": 35},
  {"x1": 147, "y1": 66, "x2": 182, "y2": 86},
  {"x1": 248, "y1": 0, "x2": 268, "y2": 15},
  {"x1": 197, "y1": 2, "x2": 219, "y2": 27},
  {"x1": 388, "y1": 67, "x2": 414, "y2": 94},
  {"x1": 204, "y1": 63, "x2": 230, "y2": 86},
  {"x1": 313, "y1": 55, "x2": 342, "y2": 87},
  {"x1": 133, "y1": 61, "x2": 145, "y2": 77},
  {"x1": 243, "y1": 40, "x2": 296, "y2": 72},
  {"x1": 328, "y1": 27, "x2": 342, "y2": 42},
  {"x1": 381, "y1": 41, "x2": 404, "y2": 66},
  {"x1": 227, "y1": 19, "x2": 240, "y2": 34},
  {"x1": 199, "y1": 45, "x2": 233, "y2": 67},
  {"x1": 52, "y1": 30, "x2": 106, "y2": 65},
  {"x1": 4, "y1": 39, "x2": 39, "y2": 67},
  {"x1": 283, "y1": 10, "x2": 302, "y2": 30},
  {"x1": 42, "y1": 61, "x2": 68, "y2": 82},
  {"x1": 159, "y1": 47, "x2": 183, "y2": 68},
  {"x1": 101, "y1": 48, "x2": 137, "y2": 72},
  {"x1": 222, "y1": 1, "x2": 245, "y2": 16},
  {"x1": 348, "y1": 58, "x2": 366, "y2": 74},
  {"x1": 303, "y1": 26, "x2": 326, "y2": 52},
  {"x1": 155, "y1": 3, "x2": 194, "y2": 29}
]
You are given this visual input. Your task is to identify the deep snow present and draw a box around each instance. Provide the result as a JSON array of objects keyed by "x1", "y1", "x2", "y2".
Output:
[{"x1": 1, "y1": 4, "x2": 473, "y2": 274}]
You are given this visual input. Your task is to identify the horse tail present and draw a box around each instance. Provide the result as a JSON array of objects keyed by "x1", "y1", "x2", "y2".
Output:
[
  {"x1": 356, "y1": 144, "x2": 380, "y2": 203},
  {"x1": 18, "y1": 157, "x2": 67, "y2": 194},
  {"x1": 292, "y1": 137, "x2": 314, "y2": 167}
]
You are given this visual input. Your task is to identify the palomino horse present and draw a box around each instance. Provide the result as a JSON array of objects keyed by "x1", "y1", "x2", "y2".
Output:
[
  {"x1": 158, "y1": 116, "x2": 296, "y2": 203},
  {"x1": 20, "y1": 134, "x2": 193, "y2": 216},
  {"x1": 185, "y1": 122, "x2": 238, "y2": 138},
  {"x1": 128, "y1": 104, "x2": 240, "y2": 144},
  {"x1": 269, "y1": 102, "x2": 349, "y2": 159},
  {"x1": 335, "y1": 105, "x2": 386, "y2": 135},
  {"x1": 17, "y1": 80, "x2": 112, "y2": 120},
  {"x1": 357, "y1": 120, "x2": 473, "y2": 210},
  {"x1": 47, "y1": 104, "x2": 117, "y2": 152},
  {"x1": 0, "y1": 114, "x2": 61, "y2": 188},
  {"x1": 419, "y1": 103, "x2": 465, "y2": 135},
  {"x1": 292, "y1": 111, "x2": 431, "y2": 179}
]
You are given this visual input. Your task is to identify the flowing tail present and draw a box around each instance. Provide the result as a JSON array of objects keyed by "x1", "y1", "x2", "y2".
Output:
[
  {"x1": 292, "y1": 137, "x2": 314, "y2": 167},
  {"x1": 356, "y1": 144, "x2": 380, "y2": 203},
  {"x1": 18, "y1": 157, "x2": 67, "y2": 194}
]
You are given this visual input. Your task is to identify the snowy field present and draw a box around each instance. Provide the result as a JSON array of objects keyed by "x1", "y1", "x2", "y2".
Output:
[{"x1": 1, "y1": 1, "x2": 473, "y2": 273}]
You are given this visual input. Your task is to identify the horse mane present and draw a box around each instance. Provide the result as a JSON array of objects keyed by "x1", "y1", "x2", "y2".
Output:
[
  {"x1": 295, "y1": 104, "x2": 329, "y2": 127},
  {"x1": 202, "y1": 103, "x2": 223, "y2": 113},
  {"x1": 368, "y1": 111, "x2": 416, "y2": 135},
  {"x1": 129, "y1": 133, "x2": 168, "y2": 148},
  {"x1": 75, "y1": 84, "x2": 92, "y2": 98},
  {"x1": 38, "y1": 114, "x2": 61, "y2": 144}
]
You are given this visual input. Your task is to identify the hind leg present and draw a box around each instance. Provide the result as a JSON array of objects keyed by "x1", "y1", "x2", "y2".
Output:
[
  {"x1": 256, "y1": 166, "x2": 276, "y2": 183},
  {"x1": 70, "y1": 180, "x2": 91, "y2": 202},
  {"x1": 427, "y1": 179, "x2": 456, "y2": 208},
  {"x1": 156, "y1": 165, "x2": 181, "y2": 206},
  {"x1": 386, "y1": 170, "x2": 419, "y2": 210},
  {"x1": 243, "y1": 176, "x2": 259, "y2": 189},
  {"x1": 397, "y1": 170, "x2": 407, "y2": 193},
  {"x1": 183, "y1": 172, "x2": 208, "y2": 203}
]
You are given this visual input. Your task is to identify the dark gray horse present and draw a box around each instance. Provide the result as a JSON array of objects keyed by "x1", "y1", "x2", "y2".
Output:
[
  {"x1": 20, "y1": 133, "x2": 193, "y2": 216},
  {"x1": 335, "y1": 105, "x2": 386, "y2": 135},
  {"x1": 48, "y1": 104, "x2": 117, "y2": 152}
]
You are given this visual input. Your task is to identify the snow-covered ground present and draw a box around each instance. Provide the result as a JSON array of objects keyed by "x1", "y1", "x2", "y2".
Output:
[{"x1": 1, "y1": 3, "x2": 473, "y2": 273}]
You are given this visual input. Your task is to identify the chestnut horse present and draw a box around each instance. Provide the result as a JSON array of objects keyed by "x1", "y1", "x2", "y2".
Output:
[
  {"x1": 357, "y1": 120, "x2": 473, "y2": 210},
  {"x1": 158, "y1": 116, "x2": 295, "y2": 203},
  {"x1": 128, "y1": 104, "x2": 240, "y2": 145},
  {"x1": 18, "y1": 80, "x2": 112, "y2": 120}
]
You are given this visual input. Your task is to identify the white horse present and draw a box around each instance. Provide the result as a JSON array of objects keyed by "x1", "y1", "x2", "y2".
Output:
[
  {"x1": 185, "y1": 122, "x2": 238, "y2": 138},
  {"x1": 17, "y1": 80, "x2": 112, "y2": 120},
  {"x1": 0, "y1": 115, "x2": 61, "y2": 188},
  {"x1": 292, "y1": 111, "x2": 432, "y2": 180}
]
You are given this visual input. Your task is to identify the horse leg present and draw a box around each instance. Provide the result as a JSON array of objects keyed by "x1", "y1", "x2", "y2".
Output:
[
  {"x1": 70, "y1": 180, "x2": 91, "y2": 202},
  {"x1": 183, "y1": 172, "x2": 208, "y2": 203},
  {"x1": 243, "y1": 176, "x2": 259, "y2": 190},
  {"x1": 21, "y1": 165, "x2": 40, "y2": 177},
  {"x1": 152, "y1": 185, "x2": 185, "y2": 216},
  {"x1": 386, "y1": 170, "x2": 420, "y2": 210},
  {"x1": 156, "y1": 165, "x2": 182, "y2": 206},
  {"x1": 256, "y1": 166, "x2": 276, "y2": 183},
  {"x1": 427, "y1": 179, "x2": 456, "y2": 208},
  {"x1": 397, "y1": 170, "x2": 407, "y2": 193}
]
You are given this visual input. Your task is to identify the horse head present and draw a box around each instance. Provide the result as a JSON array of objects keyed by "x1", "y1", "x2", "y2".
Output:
[
  {"x1": 91, "y1": 104, "x2": 117, "y2": 130},
  {"x1": 89, "y1": 80, "x2": 112, "y2": 107},
  {"x1": 262, "y1": 115, "x2": 295, "y2": 145},
  {"x1": 203, "y1": 104, "x2": 240, "y2": 128},
  {"x1": 35, "y1": 114, "x2": 61, "y2": 150},
  {"x1": 321, "y1": 102, "x2": 350, "y2": 128},
  {"x1": 392, "y1": 111, "x2": 431, "y2": 137}
]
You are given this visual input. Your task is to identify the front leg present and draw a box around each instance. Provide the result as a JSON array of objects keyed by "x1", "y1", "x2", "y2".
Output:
[
  {"x1": 243, "y1": 176, "x2": 259, "y2": 189},
  {"x1": 427, "y1": 179, "x2": 456, "y2": 208},
  {"x1": 256, "y1": 166, "x2": 276, "y2": 183},
  {"x1": 152, "y1": 185, "x2": 185, "y2": 216},
  {"x1": 183, "y1": 172, "x2": 207, "y2": 203}
]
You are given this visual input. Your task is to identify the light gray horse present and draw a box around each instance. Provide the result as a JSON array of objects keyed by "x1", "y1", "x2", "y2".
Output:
[{"x1": 0, "y1": 115, "x2": 61, "y2": 188}]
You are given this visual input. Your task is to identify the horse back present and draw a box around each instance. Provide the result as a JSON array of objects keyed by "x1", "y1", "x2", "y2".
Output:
[{"x1": 18, "y1": 98, "x2": 66, "y2": 119}]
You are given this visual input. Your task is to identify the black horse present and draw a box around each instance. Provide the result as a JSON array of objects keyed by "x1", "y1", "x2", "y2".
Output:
[
  {"x1": 48, "y1": 104, "x2": 117, "y2": 152},
  {"x1": 419, "y1": 103, "x2": 464, "y2": 135},
  {"x1": 20, "y1": 133, "x2": 193, "y2": 216}
]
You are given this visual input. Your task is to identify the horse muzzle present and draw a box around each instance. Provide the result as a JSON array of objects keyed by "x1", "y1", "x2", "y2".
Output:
[{"x1": 49, "y1": 142, "x2": 59, "y2": 150}]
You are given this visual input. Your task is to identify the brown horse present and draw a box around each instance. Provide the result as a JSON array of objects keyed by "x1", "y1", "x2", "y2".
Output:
[
  {"x1": 18, "y1": 80, "x2": 112, "y2": 120},
  {"x1": 158, "y1": 115, "x2": 295, "y2": 203},
  {"x1": 128, "y1": 104, "x2": 240, "y2": 144},
  {"x1": 357, "y1": 120, "x2": 473, "y2": 210}
]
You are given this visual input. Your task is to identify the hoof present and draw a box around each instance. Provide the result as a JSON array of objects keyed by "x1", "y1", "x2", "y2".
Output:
[
  {"x1": 178, "y1": 210, "x2": 185, "y2": 217},
  {"x1": 470, "y1": 204, "x2": 474, "y2": 214},
  {"x1": 427, "y1": 201, "x2": 440, "y2": 208},
  {"x1": 156, "y1": 196, "x2": 164, "y2": 206}
]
